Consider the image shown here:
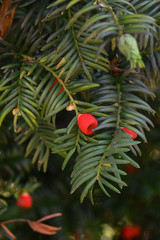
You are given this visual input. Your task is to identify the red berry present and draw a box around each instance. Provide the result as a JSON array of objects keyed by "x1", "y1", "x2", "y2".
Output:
[
  {"x1": 78, "y1": 113, "x2": 98, "y2": 135},
  {"x1": 121, "y1": 225, "x2": 141, "y2": 240},
  {"x1": 49, "y1": 78, "x2": 65, "y2": 95},
  {"x1": 72, "y1": 228, "x2": 82, "y2": 239},
  {"x1": 121, "y1": 127, "x2": 137, "y2": 139},
  {"x1": 16, "y1": 192, "x2": 33, "y2": 208},
  {"x1": 125, "y1": 164, "x2": 137, "y2": 174}
]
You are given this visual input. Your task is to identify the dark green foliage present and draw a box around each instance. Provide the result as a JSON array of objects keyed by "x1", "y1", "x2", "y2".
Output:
[
  {"x1": 0, "y1": 0, "x2": 160, "y2": 206},
  {"x1": 0, "y1": 119, "x2": 40, "y2": 218}
]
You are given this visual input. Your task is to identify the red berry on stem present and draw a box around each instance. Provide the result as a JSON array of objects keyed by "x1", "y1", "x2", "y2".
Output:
[
  {"x1": 16, "y1": 192, "x2": 33, "y2": 208},
  {"x1": 121, "y1": 225, "x2": 141, "y2": 240},
  {"x1": 121, "y1": 127, "x2": 137, "y2": 139},
  {"x1": 49, "y1": 78, "x2": 65, "y2": 95},
  {"x1": 78, "y1": 113, "x2": 98, "y2": 135}
]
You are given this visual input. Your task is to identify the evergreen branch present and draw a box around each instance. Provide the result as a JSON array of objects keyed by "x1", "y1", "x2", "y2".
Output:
[
  {"x1": 70, "y1": 70, "x2": 154, "y2": 201},
  {"x1": 0, "y1": 0, "x2": 158, "y2": 204},
  {"x1": 97, "y1": 0, "x2": 123, "y2": 36},
  {"x1": 38, "y1": 61, "x2": 79, "y2": 116},
  {"x1": 129, "y1": 0, "x2": 160, "y2": 17}
]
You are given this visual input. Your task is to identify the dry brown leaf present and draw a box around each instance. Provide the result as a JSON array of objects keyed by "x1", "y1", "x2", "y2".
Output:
[
  {"x1": 1, "y1": 223, "x2": 16, "y2": 239},
  {"x1": 36, "y1": 222, "x2": 61, "y2": 231},
  {"x1": 28, "y1": 221, "x2": 58, "y2": 235},
  {"x1": 109, "y1": 57, "x2": 125, "y2": 76},
  {"x1": 0, "y1": 0, "x2": 17, "y2": 39},
  {"x1": 66, "y1": 103, "x2": 75, "y2": 111}
]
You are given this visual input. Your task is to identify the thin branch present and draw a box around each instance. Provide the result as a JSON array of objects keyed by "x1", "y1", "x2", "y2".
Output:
[
  {"x1": 37, "y1": 213, "x2": 62, "y2": 223},
  {"x1": 98, "y1": 0, "x2": 123, "y2": 36},
  {"x1": 68, "y1": 9, "x2": 84, "y2": 65},
  {"x1": 116, "y1": 83, "x2": 122, "y2": 129},
  {"x1": 1, "y1": 223, "x2": 16, "y2": 239}
]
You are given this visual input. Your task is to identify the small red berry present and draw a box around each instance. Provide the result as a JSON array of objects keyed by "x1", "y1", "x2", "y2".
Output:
[
  {"x1": 121, "y1": 127, "x2": 137, "y2": 139},
  {"x1": 16, "y1": 192, "x2": 33, "y2": 208},
  {"x1": 72, "y1": 228, "x2": 82, "y2": 239},
  {"x1": 49, "y1": 78, "x2": 65, "y2": 95},
  {"x1": 121, "y1": 225, "x2": 141, "y2": 240},
  {"x1": 78, "y1": 113, "x2": 98, "y2": 135},
  {"x1": 125, "y1": 164, "x2": 137, "y2": 174}
]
